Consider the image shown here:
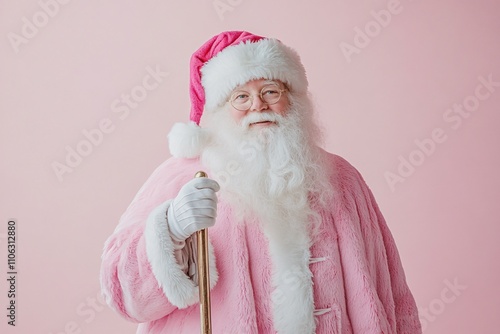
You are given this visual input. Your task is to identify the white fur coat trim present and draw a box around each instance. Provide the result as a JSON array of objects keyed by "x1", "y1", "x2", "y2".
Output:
[
  {"x1": 264, "y1": 222, "x2": 316, "y2": 334},
  {"x1": 201, "y1": 38, "x2": 308, "y2": 112},
  {"x1": 144, "y1": 200, "x2": 218, "y2": 308}
]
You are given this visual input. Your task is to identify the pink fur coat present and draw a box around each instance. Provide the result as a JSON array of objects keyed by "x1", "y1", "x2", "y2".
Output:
[{"x1": 100, "y1": 151, "x2": 422, "y2": 333}]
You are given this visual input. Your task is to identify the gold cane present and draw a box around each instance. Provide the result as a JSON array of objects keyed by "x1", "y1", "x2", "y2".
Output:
[{"x1": 194, "y1": 171, "x2": 212, "y2": 334}]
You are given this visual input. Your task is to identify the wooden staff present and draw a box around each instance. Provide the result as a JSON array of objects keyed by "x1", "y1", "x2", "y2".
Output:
[{"x1": 194, "y1": 171, "x2": 212, "y2": 334}]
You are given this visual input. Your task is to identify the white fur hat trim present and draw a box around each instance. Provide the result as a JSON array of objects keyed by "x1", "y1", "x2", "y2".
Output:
[{"x1": 201, "y1": 38, "x2": 308, "y2": 112}]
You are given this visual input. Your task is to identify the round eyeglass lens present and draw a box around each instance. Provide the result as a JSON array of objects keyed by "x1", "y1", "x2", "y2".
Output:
[{"x1": 230, "y1": 83, "x2": 283, "y2": 111}]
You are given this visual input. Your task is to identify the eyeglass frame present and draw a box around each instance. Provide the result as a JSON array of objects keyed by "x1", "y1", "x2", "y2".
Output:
[{"x1": 227, "y1": 82, "x2": 288, "y2": 111}]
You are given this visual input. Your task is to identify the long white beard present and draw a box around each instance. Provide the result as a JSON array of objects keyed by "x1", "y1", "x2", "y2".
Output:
[{"x1": 200, "y1": 94, "x2": 333, "y2": 234}]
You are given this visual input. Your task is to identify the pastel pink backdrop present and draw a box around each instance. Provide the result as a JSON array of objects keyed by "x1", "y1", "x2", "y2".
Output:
[{"x1": 1, "y1": 1, "x2": 499, "y2": 333}]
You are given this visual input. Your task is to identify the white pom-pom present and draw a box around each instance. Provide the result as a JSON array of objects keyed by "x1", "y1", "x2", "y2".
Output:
[{"x1": 168, "y1": 122, "x2": 209, "y2": 158}]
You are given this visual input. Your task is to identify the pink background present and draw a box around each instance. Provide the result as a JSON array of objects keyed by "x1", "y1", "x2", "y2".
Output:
[{"x1": 1, "y1": 1, "x2": 499, "y2": 333}]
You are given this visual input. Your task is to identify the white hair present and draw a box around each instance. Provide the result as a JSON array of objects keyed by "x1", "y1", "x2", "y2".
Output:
[{"x1": 200, "y1": 92, "x2": 334, "y2": 236}]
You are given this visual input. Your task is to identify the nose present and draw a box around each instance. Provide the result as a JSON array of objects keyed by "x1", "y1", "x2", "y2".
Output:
[{"x1": 249, "y1": 94, "x2": 268, "y2": 112}]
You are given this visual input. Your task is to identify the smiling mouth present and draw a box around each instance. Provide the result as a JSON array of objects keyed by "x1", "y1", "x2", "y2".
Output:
[{"x1": 250, "y1": 120, "x2": 275, "y2": 126}]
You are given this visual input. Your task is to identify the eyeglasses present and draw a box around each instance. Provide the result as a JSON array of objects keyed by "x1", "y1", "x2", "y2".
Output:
[{"x1": 228, "y1": 82, "x2": 287, "y2": 111}]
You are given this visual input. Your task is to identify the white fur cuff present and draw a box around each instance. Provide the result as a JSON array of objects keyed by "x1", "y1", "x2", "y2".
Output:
[{"x1": 144, "y1": 200, "x2": 218, "y2": 308}]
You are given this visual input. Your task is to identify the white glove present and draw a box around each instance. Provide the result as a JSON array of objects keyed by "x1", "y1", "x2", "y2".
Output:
[{"x1": 167, "y1": 177, "x2": 220, "y2": 242}]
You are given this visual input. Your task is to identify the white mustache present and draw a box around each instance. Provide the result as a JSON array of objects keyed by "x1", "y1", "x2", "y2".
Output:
[{"x1": 241, "y1": 112, "x2": 280, "y2": 128}]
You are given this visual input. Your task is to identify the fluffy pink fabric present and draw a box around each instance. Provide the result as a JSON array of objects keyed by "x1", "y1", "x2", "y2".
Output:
[{"x1": 100, "y1": 151, "x2": 422, "y2": 333}]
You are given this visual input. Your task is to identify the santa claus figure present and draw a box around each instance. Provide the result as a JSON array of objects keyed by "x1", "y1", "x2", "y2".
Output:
[{"x1": 100, "y1": 31, "x2": 422, "y2": 333}]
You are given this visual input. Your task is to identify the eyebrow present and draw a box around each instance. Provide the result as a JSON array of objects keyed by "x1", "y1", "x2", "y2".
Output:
[
  {"x1": 234, "y1": 80, "x2": 281, "y2": 90},
  {"x1": 263, "y1": 80, "x2": 279, "y2": 85}
]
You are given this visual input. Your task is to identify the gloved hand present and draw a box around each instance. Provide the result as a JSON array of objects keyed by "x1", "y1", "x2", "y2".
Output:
[{"x1": 167, "y1": 177, "x2": 220, "y2": 242}]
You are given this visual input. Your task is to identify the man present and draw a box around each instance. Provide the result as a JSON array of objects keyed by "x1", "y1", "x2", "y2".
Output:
[{"x1": 100, "y1": 31, "x2": 422, "y2": 333}]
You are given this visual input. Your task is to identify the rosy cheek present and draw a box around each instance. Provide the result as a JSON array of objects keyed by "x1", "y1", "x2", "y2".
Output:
[
  {"x1": 230, "y1": 108, "x2": 245, "y2": 123},
  {"x1": 276, "y1": 101, "x2": 289, "y2": 115}
]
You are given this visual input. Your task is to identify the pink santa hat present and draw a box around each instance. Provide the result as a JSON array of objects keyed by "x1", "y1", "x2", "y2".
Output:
[{"x1": 168, "y1": 30, "x2": 308, "y2": 158}]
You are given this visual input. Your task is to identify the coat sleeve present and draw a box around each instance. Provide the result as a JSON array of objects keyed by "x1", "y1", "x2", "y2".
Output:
[
  {"x1": 99, "y1": 158, "x2": 218, "y2": 323},
  {"x1": 364, "y1": 186, "x2": 422, "y2": 334},
  {"x1": 333, "y1": 154, "x2": 422, "y2": 334}
]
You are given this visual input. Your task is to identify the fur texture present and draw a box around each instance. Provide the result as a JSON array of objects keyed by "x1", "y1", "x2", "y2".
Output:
[
  {"x1": 201, "y1": 38, "x2": 308, "y2": 113},
  {"x1": 168, "y1": 121, "x2": 209, "y2": 158},
  {"x1": 100, "y1": 153, "x2": 422, "y2": 333},
  {"x1": 144, "y1": 200, "x2": 218, "y2": 308}
]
